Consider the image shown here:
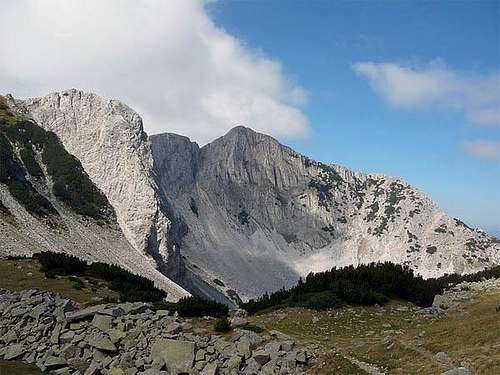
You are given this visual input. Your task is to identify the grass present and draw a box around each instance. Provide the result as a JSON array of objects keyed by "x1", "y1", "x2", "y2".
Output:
[
  {"x1": 0, "y1": 361, "x2": 42, "y2": 375},
  {"x1": 0, "y1": 258, "x2": 119, "y2": 304},
  {"x1": 251, "y1": 290, "x2": 500, "y2": 374}
]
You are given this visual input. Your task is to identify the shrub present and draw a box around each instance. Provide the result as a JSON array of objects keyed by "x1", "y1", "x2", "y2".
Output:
[
  {"x1": 214, "y1": 317, "x2": 231, "y2": 333},
  {"x1": 213, "y1": 278, "x2": 225, "y2": 287},
  {"x1": 242, "y1": 262, "x2": 500, "y2": 314},
  {"x1": 171, "y1": 296, "x2": 229, "y2": 318},
  {"x1": 238, "y1": 324, "x2": 264, "y2": 333},
  {"x1": 34, "y1": 252, "x2": 87, "y2": 275},
  {"x1": 33, "y1": 252, "x2": 167, "y2": 302},
  {"x1": 189, "y1": 197, "x2": 199, "y2": 217}
]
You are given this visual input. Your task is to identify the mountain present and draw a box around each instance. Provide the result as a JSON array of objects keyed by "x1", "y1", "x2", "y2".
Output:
[
  {"x1": 151, "y1": 127, "x2": 500, "y2": 300},
  {"x1": 5, "y1": 89, "x2": 500, "y2": 303},
  {"x1": 0, "y1": 94, "x2": 189, "y2": 301}
]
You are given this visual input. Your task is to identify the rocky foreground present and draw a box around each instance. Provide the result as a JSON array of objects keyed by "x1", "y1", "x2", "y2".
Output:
[{"x1": 0, "y1": 289, "x2": 317, "y2": 374}]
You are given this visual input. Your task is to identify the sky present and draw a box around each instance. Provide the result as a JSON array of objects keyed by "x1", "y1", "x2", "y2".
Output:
[{"x1": 0, "y1": 0, "x2": 499, "y2": 236}]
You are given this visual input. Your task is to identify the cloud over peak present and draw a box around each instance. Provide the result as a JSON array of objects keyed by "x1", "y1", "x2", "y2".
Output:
[
  {"x1": 353, "y1": 61, "x2": 500, "y2": 127},
  {"x1": 0, "y1": 0, "x2": 310, "y2": 144}
]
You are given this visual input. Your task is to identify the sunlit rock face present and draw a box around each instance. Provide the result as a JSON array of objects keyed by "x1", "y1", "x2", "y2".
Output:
[
  {"x1": 8, "y1": 90, "x2": 189, "y2": 301},
  {"x1": 151, "y1": 126, "x2": 500, "y2": 301}
]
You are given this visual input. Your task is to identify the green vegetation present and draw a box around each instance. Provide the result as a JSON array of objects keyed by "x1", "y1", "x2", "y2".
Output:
[
  {"x1": 0, "y1": 96, "x2": 113, "y2": 222},
  {"x1": 214, "y1": 316, "x2": 232, "y2": 333},
  {"x1": 307, "y1": 162, "x2": 344, "y2": 210},
  {"x1": 426, "y1": 245, "x2": 437, "y2": 254},
  {"x1": 19, "y1": 147, "x2": 43, "y2": 178},
  {"x1": 169, "y1": 296, "x2": 229, "y2": 318},
  {"x1": 213, "y1": 278, "x2": 225, "y2": 287},
  {"x1": 0, "y1": 258, "x2": 118, "y2": 304},
  {"x1": 365, "y1": 202, "x2": 379, "y2": 222},
  {"x1": 0, "y1": 199, "x2": 13, "y2": 219},
  {"x1": 238, "y1": 209, "x2": 250, "y2": 225},
  {"x1": 0, "y1": 360, "x2": 43, "y2": 375},
  {"x1": 189, "y1": 197, "x2": 199, "y2": 217},
  {"x1": 238, "y1": 323, "x2": 265, "y2": 333},
  {"x1": 0, "y1": 132, "x2": 58, "y2": 218},
  {"x1": 434, "y1": 224, "x2": 448, "y2": 234},
  {"x1": 252, "y1": 290, "x2": 500, "y2": 374},
  {"x1": 242, "y1": 262, "x2": 500, "y2": 314},
  {"x1": 0, "y1": 96, "x2": 23, "y2": 125},
  {"x1": 33, "y1": 252, "x2": 167, "y2": 302}
]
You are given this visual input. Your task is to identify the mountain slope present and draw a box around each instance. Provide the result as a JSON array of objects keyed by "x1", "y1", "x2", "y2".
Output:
[
  {"x1": 8, "y1": 90, "x2": 499, "y2": 304},
  {"x1": 0, "y1": 95, "x2": 189, "y2": 301},
  {"x1": 151, "y1": 126, "x2": 500, "y2": 301}
]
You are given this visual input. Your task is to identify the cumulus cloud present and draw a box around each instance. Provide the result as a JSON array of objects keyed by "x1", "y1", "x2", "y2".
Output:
[
  {"x1": 462, "y1": 140, "x2": 500, "y2": 162},
  {"x1": 353, "y1": 61, "x2": 500, "y2": 127},
  {"x1": 0, "y1": 0, "x2": 310, "y2": 144}
]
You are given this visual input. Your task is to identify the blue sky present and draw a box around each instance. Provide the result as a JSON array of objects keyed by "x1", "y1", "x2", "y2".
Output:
[{"x1": 209, "y1": 0, "x2": 500, "y2": 236}]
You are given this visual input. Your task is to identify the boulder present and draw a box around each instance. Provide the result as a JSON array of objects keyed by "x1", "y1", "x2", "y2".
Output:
[
  {"x1": 85, "y1": 334, "x2": 117, "y2": 352},
  {"x1": 200, "y1": 362, "x2": 218, "y2": 375},
  {"x1": 165, "y1": 322, "x2": 183, "y2": 334},
  {"x1": 151, "y1": 339, "x2": 195, "y2": 374},
  {"x1": 43, "y1": 356, "x2": 68, "y2": 371},
  {"x1": 3, "y1": 344, "x2": 25, "y2": 360},
  {"x1": 251, "y1": 350, "x2": 270, "y2": 366},
  {"x1": 92, "y1": 314, "x2": 113, "y2": 332},
  {"x1": 66, "y1": 304, "x2": 124, "y2": 322},
  {"x1": 230, "y1": 309, "x2": 248, "y2": 326}
]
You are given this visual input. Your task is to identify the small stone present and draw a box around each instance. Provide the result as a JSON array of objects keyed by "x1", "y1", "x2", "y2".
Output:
[
  {"x1": 200, "y1": 363, "x2": 218, "y2": 375},
  {"x1": 252, "y1": 350, "x2": 270, "y2": 366},
  {"x1": 435, "y1": 351, "x2": 447, "y2": 361},
  {"x1": 440, "y1": 368, "x2": 472, "y2": 375}
]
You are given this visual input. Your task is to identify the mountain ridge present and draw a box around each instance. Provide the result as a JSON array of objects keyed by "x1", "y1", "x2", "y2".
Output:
[
  {"x1": 4, "y1": 89, "x2": 499, "y2": 303},
  {"x1": 0, "y1": 95, "x2": 189, "y2": 301}
]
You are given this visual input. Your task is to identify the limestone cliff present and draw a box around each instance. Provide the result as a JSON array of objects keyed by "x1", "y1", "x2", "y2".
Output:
[{"x1": 151, "y1": 126, "x2": 500, "y2": 301}]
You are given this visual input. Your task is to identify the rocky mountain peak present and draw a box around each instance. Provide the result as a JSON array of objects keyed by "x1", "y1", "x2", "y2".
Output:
[{"x1": 4, "y1": 90, "x2": 499, "y2": 303}]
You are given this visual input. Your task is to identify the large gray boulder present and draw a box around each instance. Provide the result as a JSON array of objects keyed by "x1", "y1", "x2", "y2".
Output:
[
  {"x1": 151, "y1": 339, "x2": 195, "y2": 374},
  {"x1": 3, "y1": 344, "x2": 25, "y2": 360}
]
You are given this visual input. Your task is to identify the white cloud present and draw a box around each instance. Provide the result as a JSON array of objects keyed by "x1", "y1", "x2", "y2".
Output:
[
  {"x1": 462, "y1": 140, "x2": 500, "y2": 162},
  {"x1": 0, "y1": 0, "x2": 310, "y2": 144},
  {"x1": 353, "y1": 61, "x2": 500, "y2": 127}
]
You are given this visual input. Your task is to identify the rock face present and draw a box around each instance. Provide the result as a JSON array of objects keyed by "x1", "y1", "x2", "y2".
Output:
[
  {"x1": 151, "y1": 126, "x2": 500, "y2": 301},
  {"x1": 0, "y1": 94, "x2": 189, "y2": 301},
  {"x1": 0, "y1": 289, "x2": 316, "y2": 374},
  {"x1": 10, "y1": 90, "x2": 179, "y2": 276},
  {"x1": 6, "y1": 90, "x2": 500, "y2": 303}
]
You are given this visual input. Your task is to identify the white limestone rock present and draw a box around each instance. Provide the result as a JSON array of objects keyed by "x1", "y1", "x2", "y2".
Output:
[{"x1": 151, "y1": 126, "x2": 500, "y2": 301}]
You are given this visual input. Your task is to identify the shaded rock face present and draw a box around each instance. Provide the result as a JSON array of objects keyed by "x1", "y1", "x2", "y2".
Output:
[{"x1": 151, "y1": 126, "x2": 500, "y2": 301}]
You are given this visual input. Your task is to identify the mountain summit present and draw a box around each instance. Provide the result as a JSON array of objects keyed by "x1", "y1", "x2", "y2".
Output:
[{"x1": 3, "y1": 90, "x2": 499, "y2": 303}]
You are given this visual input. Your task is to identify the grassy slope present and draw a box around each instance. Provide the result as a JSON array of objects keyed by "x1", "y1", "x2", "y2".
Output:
[
  {"x1": 0, "y1": 258, "x2": 118, "y2": 305},
  {"x1": 0, "y1": 361, "x2": 42, "y2": 375},
  {"x1": 252, "y1": 290, "x2": 500, "y2": 374}
]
